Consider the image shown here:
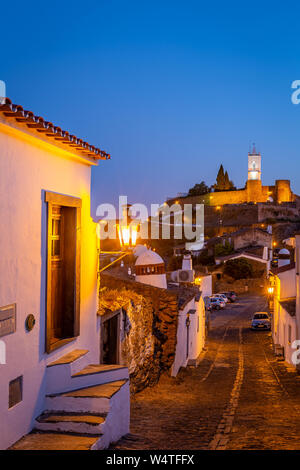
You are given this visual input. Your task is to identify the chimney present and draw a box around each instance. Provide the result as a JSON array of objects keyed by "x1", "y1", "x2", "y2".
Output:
[{"x1": 182, "y1": 253, "x2": 192, "y2": 270}]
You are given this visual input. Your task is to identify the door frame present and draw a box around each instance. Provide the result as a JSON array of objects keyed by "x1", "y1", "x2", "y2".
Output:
[
  {"x1": 99, "y1": 309, "x2": 122, "y2": 364},
  {"x1": 45, "y1": 191, "x2": 82, "y2": 353}
]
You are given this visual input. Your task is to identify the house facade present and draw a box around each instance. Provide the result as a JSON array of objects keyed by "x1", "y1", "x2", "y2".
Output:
[
  {"x1": 0, "y1": 99, "x2": 129, "y2": 450},
  {"x1": 271, "y1": 263, "x2": 296, "y2": 365}
]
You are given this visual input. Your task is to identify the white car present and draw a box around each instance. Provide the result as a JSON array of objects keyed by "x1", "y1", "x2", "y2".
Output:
[
  {"x1": 215, "y1": 293, "x2": 229, "y2": 303},
  {"x1": 251, "y1": 312, "x2": 271, "y2": 330},
  {"x1": 210, "y1": 297, "x2": 226, "y2": 310},
  {"x1": 211, "y1": 294, "x2": 228, "y2": 304}
]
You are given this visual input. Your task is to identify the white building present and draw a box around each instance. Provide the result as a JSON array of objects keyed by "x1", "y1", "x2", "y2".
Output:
[
  {"x1": 271, "y1": 249, "x2": 296, "y2": 366},
  {"x1": 135, "y1": 249, "x2": 167, "y2": 288},
  {"x1": 0, "y1": 99, "x2": 129, "y2": 450}
]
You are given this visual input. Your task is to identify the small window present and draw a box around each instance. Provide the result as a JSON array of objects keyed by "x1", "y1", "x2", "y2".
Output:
[{"x1": 9, "y1": 376, "x2": 23, "y2": 409}]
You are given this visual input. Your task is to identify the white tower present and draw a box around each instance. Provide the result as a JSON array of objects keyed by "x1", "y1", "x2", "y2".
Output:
[
  {"x1": 248, "y1": 144, "x2": 261, "y2": 181},
  {"x1": 135, "y1": 249, "x2": 167, "y2": 289}
]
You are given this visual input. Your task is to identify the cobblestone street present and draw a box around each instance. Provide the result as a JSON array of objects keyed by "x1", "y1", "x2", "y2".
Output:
[{"x1": 112, "y1": 295, "x2": 300, "y2": 450}]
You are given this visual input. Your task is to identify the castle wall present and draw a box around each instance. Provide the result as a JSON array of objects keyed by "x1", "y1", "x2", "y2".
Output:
[
  {"x1": 208, "y1": 189, "x2": 247, "y2": 205},
  {"x1": 275, "y1": 180, "x2": 292, "y2": 203},
  {"x1": 167, "y1": 178, "x2": 294, "y2": 209}
]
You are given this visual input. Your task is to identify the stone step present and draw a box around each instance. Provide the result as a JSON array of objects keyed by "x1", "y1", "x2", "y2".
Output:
[
  {"x1": 46, "y1": 349, "x2": 91, "y2": 394},
  {"x1": 69, "y1": 364, "x2": 129, "y2": 391},
  {"x1": 47, "y1": 349, "x2": 89, "y2": 368},
  {"x1": 35, "y1": 412, "x2": 106, "y2": 435},
  {"x1": 45, "y1": 379, "x2": 128, "y2": 414},
  {"x1": 47, "y1": 357, "x2": 128, "y2": 394},
  {"x1": 9, "y1": 431, "x2": 102, "y2": 451}
]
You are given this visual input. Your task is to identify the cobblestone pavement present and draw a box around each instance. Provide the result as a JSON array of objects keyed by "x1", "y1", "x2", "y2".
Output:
[{"x1": 111, "y1": 295, "x2": 300, "y2": 450}]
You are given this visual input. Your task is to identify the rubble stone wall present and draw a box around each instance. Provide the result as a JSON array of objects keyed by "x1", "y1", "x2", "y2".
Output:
[{"x1": 100, "y1": 274, "x2": 180, "y2": 393}]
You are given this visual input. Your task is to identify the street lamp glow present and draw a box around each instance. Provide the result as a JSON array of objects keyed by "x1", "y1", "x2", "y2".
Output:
[{"x1": 117, "y1": 222, "x2": 138, "y2": 248}]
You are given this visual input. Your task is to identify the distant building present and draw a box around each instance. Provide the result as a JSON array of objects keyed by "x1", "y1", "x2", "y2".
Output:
[{"x1": 167, "y1": 146, "x2": 296, "y2": 206}]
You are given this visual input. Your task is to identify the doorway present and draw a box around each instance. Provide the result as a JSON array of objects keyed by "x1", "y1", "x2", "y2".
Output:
[{"x1": 100, "y1": 311, "x2": 121, "y2": 364}]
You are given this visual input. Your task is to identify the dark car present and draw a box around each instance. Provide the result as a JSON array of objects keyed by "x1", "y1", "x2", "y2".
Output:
[{"x1": 221, "y1": 291, "x2": 237, "y2": 303}]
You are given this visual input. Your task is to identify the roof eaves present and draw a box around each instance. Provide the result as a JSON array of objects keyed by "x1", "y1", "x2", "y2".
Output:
[{"x1": 0, "y1": 98, "x2": 110, "y2": 162}]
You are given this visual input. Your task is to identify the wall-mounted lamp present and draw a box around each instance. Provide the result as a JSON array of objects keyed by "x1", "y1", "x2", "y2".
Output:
[{"x1": 98, "y1": 204, "x2": 140, "y2": 274}]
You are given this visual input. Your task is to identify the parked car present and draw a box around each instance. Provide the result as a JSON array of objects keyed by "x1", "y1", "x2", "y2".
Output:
[
  {"x1": 210, "y1": 298, "x2": 226, "y2": 310},
  {"x1": 203, "y1": 296, "x2": 212, "y2": 311},
  {"x1": 221, "y1": 291, "x2": 237, "y2": 303},
  {"x1": 251, "y1": 312, "x2": 271, "y2": 330},
  {"x1": 215, "y1": 293, "x2": 229, "y2": 303},
  {"x1": 211, "y1": 294, "x2": 228, "y2": 304}
]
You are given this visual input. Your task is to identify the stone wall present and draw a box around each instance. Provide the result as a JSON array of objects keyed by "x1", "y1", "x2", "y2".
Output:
[
  {"x1": 205, "y1": 204, "x2": 259, "y2": 228},
  {"x1": 99, "y1": 273, "x2": 181, "y2": 393},
  {"x1": 258, "y1": 204, "x2": 299, "y2": 222},
  {"x1": 232, "y1": 229, "x2": 272, "y2": 250}
]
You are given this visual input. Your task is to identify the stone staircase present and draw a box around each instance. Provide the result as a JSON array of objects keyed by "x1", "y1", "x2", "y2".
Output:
[{"x1": 11, "y1": 350, "x2": 130, "y2": 450}]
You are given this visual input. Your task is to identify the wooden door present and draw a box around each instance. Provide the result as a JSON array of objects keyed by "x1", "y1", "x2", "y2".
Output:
[
  {"x1": 50, "y1": 205, "x2": 64, "y2": 341},
  {"x1": 45, "y1": 192, "x2": 81, "y2": 353}
]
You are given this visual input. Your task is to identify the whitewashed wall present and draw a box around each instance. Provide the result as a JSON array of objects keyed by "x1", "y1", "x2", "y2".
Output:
[
  {"x1": 200, "y1": 275, "x2": 212, "y2": 298},
  {"x1": 276, "y1": 306, "x2": 296, "y2": 366},
  {"x1": 171, "y1": 295, "x2": 206, "y2": 376},
  {"x1": 279, "y1": 268, "x2": 296, "y2": 299},
  {"x1": 0, "y1": 121, "x2": 99, "y2": 449}
]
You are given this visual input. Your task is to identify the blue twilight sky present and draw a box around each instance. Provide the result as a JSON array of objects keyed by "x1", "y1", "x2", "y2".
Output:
[{"x1": 2, "y1": 0, "x2": 300, "y2": 216}]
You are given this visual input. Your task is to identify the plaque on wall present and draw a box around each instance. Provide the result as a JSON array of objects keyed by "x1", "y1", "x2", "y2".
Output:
[{"x1": 0, "y1": 304, "x2": 16, "y2": 338}]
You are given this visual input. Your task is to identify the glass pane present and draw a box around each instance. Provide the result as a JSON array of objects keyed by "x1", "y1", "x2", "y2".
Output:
[
  {"x1": 51, "y1": 239, "x2": 60, "y2": 257},
  {"x1": 52, "y1": 219, "x2": 61, "y2": 236}
]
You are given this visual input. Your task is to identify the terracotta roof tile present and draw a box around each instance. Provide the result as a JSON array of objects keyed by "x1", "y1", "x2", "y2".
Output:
[{"x1": 0, "y1": 98, "x2": 110, "y2": 162}]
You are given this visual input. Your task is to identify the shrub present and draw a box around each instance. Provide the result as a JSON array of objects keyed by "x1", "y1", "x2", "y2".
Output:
[
  {"x1": 214, "y1": 240, "x2": 234, "y2": 257},
  {"x1": 223, "y1": 258, "x2": 253, "y2": 280}
]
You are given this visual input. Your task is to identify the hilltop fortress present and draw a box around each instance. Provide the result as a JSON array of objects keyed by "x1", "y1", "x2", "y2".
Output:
[
  {"x1": 165, "y1": 147, "x2": 300, "y2": 239},
  {"x1": 168, "y1": 147, "x2": 296, "y2": 207},
  {"x1": 208, "y1": 147, "x2": 294, "y2": 206}
]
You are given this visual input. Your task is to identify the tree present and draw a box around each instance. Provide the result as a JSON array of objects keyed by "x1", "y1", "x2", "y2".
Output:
[
  {"x1": 224, "y1": 171, "x2": 230, "y2": 190},
  {"x1": 215, "y1": 164, "x2": 225, "y2": 190},
  {"x1": 214, "y1": 240, "x2": 234, "y2": 257},
  {"x1": 188, "y1": 181, "x2": 209, "y2": 197},
  {"x1": 214, "y1": 165, "x2": 235, "y2": 191},
  {"x1": 223, "y1": 258, "x2": 253, "y2": 280}
]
